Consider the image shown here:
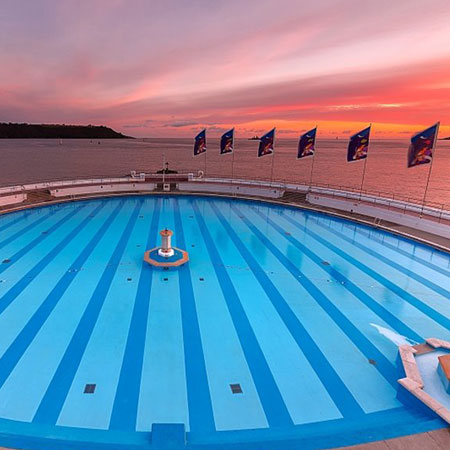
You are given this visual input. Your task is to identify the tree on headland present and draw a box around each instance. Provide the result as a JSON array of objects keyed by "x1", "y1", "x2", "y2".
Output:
[{"x1": 0, "y1": 123, "x2": 133, "y2": 139}]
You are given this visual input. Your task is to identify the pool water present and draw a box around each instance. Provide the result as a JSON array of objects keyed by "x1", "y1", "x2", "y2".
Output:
[{"x1": 0, "y1": 195, "x2": 449, "y2": 450}]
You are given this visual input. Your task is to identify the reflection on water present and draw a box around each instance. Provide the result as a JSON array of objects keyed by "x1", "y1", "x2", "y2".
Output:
[{"x1": 370, "y1": 323, "x2": 418, "y2": 346}]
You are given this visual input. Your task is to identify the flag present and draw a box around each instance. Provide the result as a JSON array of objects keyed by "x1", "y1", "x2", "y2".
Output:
[
  {"x1": 220, "y1": 128, "x2": 234, "y2": 155},
  {"x1": 347, "y1": 126, "x2": 371, "y2": 162},
  {"x1": 193, "y1": 129, "x2": 207, "y2": 156},
  {"x1": 297, "y1": 128, "x2": 317, "y2": 159},
  {"x1": 407, "y1": 123, "x2": 439, "y2": 168},
  {"x1": 257, "y1": 128, "x2": 275, "y2": 158}
]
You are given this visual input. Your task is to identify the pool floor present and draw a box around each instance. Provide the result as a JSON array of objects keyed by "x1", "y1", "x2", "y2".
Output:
[{"x1": 0, "y1": 195, "x2": 449, "y2": 449}]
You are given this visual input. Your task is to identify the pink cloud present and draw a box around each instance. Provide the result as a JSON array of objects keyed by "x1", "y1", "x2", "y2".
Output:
[{"x1": 1, "y1": 0, "x2": 449, "y2": 136}]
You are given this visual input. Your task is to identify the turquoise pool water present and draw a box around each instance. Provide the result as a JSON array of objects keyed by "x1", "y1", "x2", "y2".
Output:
[{"x1": 0, "y1": 195, "x2": 449, "y2": 450}]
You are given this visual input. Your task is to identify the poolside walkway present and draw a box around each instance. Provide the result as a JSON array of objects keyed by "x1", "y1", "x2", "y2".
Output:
[{"x1": 336, "y1": 428, "x2": 450, "y2": 450}]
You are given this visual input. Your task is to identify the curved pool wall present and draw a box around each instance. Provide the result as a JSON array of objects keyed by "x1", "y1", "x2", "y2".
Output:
[{"x1": 0, "y1": 195, "x2": 449, "y2": 450}]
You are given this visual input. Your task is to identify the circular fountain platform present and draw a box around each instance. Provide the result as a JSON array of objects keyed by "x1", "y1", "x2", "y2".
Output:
[{"x1": 144, "y1": 247, "x2": 189, "y2": 268}]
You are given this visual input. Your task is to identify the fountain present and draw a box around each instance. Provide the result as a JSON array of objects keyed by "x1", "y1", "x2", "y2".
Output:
[{"x1": 144, "y1": 228, "x2": 189, "y2": 268}]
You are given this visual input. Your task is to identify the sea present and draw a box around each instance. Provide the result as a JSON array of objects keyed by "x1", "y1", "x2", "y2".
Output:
[{"x1": 0, "y1": 138, "x2": 449, "y2": 209}]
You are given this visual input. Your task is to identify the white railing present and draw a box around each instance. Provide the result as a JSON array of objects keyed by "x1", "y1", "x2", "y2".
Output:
[{"x1": 1, "y1": 173, "x2": 449, "y2": 223}]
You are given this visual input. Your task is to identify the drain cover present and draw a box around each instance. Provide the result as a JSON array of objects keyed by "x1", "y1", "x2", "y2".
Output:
[
  {"x1": 230, "y1": 384, "x2": 243, "y2": 394},
  {"x1": 84, "y1": 384, "x2": 96, "y2": 394}
]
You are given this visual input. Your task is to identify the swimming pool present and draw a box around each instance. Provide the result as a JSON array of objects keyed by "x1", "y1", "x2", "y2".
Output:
[{"x1": 0, "y1": 195, "x2": 448, "y2": 450}]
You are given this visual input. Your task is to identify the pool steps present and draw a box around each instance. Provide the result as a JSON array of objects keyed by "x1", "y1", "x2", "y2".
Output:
[{"x1": 398, "y1": 339, "x2": 450, "y2": 424}]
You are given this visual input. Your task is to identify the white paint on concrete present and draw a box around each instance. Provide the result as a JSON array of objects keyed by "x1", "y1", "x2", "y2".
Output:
[
  {"x1": 178, "y1": 182, "x2": 284, "y2": 198},
  {"x1": 0, "y1": 193, "x2": 27, "y2": 207},
  {"x1": 50, "y1": 183, "x2": 156, "y2": 197}
]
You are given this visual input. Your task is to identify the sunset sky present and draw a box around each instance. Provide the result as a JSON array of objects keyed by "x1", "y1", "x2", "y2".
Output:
[{"x1": 1, "y1": 0, "x2": 449, "y2": 137}]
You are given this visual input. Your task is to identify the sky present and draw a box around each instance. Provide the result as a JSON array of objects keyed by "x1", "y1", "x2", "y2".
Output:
[{"x1": 0, "y1": 0, "x2": 449, "y2": 138}]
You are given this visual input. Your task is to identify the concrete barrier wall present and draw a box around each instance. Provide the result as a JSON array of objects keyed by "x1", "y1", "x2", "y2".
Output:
[
  {"x1": 307, "y1": 193, "x2": 450, "y2": 239},
  {"x1": 310, "y1": 187, "x2": 450, "y2": 221},
  {"x1": 0, "y1": 193, "x2": 27, "y2": 207},
  {"x1": 178, "y1": 182, "x2": 284, "y2": 199},
  {"x1": 50, "y1": 183, "x2": 156, "y2": 197}
]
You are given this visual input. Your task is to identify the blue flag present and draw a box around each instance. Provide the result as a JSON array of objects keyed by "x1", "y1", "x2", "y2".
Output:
[
  {"x1": 193, "y1": 129, "x2": 207, "y2": 156},
  {"x1": 347, "y1": 126, "x2": 370, "y2": 162},
  {"x1": 407, "y1": 123, "x2": 439, "y2": 168},
  {"x1": 297, "y1": 128, "x2": 317, "y2": 159},
  {"x1": 220, "y1": 128, "x2": 234, "y2": 155},
  {"x1": 257, "y1": 128, "x2": 275, "y2": 158}
]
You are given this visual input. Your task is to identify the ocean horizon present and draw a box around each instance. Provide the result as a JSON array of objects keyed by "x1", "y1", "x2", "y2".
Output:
[{"x1": 1, "y1": 137, "x2": 449, "y2": 208}]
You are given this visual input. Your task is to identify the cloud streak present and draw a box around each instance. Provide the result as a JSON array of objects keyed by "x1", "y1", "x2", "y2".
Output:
[{"x1": 0, "y1": 0, "x2": 449, "y2": 137}]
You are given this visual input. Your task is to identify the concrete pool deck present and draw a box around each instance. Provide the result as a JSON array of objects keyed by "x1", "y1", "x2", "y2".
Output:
[{"x1": 336, "y1": 428, "x2": 450, "y2": 450}]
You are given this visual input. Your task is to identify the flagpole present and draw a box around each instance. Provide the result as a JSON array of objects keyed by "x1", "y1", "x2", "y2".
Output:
[
  {"x1": 359, "y1": 124, "x2": 371, "y2": 202},
  {"x1": 231, "y1": 150, "x2": 235, "y2": 181},
  {"x1": 359, "y1": 158, "x2": 368, "y2": 201},
  {"x1": 420, "y1": 121, "x2": 440, "y2": 217},
  {"x1": 162, "y1": 152, "x2": 166, "y2": 186},
  {"x1": 308, "y1": 126, "x2": 318, "y2": 192},
  {"x1": 308, "y1": 154, "x2": 316, "y2": 191},
  {"x1": 270, "y1": 153, "x2": 275, "y2": 184},
  {"x1": 230, "y1": 128, "x2": 236, "y2": 182},
  {"x1": 270, "y1": 128, "x2": 276, "y2": 184}
]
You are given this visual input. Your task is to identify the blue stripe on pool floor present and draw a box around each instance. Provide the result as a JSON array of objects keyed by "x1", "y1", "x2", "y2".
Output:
[
  {"x1": 0, "y1": 204, "x2": 102, "y2": 317},
  {"x1": 210, "y1": 201, "x2": 365, "y2": 419},
  {"x1": 173, "y1": 199, "x2": 215, "y2": 434},
  {"x1": 278, "y1": 209, "x2": 450, "y2": 332},
  {"x1": 0, "y1": 201, "x2": 121, "y2": 391},
  {"x1": 0, "y1": 203, "x2": 87, "y2": 275},
  {"x1": 0, "y1": 211, "x2": 34, "y2": 233},
  {"x1": 56, "y1": 201, "x2": 155, "y2": 430},
  {"x1": 251, "y1": 207, "x2": 425, "y2": 343},
  {"x1": 32, "y1": 201, "x2": 143, "y2": 425},
  {"x1": 309, "y1": 216, "x2": 450, "y2": 302},
  {"x1": 109, "y1": 199, "x2": 161, "y2": 430},
  {"x1": 192, "y1": 199, "x2": 291, "y2": 428},
  {"x1": 183, "y1": 200, "x2": 268, "y2": 431},
  {"x1": 135, "y1": 200, "x2": 189, "y2": 431},
  {"x1": 237, "y1": 204, "x2": 400, "y2": 389},
  {"x1": 0, "y1": 209, "x2": 56, "y2": 250},
  {"x1": 342, "y1": 223, "x2": 450, "y2": 277},
  {"x1": 198, "y1": 200, "x2": 342, "y2": 426}
]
